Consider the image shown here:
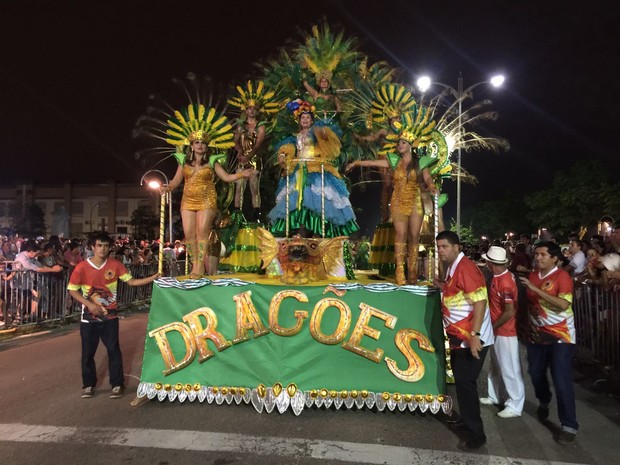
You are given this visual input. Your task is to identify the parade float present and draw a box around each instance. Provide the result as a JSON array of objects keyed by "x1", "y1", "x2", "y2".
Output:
[{"x1": 134, "y1": 22, "x2": 506, "y2": 414}]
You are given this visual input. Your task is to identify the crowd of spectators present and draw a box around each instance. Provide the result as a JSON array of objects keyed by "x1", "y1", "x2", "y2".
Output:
[
  {"x1": 457, "y1": 227, "x2": 620, "y2": 290},
  {"x1": 0, "y1": 234, "x2": 186, "y2": 327}
]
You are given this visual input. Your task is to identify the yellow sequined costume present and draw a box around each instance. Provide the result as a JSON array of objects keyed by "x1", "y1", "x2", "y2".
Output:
[
  {"x1": 181, "y1": 164, "x2": 217, "y2": 211},
  {"x1": 390, "y1": 162, "x2": 423, "y2": 222}
]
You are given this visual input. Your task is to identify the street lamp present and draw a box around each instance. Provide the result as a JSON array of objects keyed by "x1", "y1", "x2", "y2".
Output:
[
  {"x1": 140, "y1": 169, "x2": 172, "y2": 275},
  {"x1": 416, "y1": 72, "x2": 505, "y2": 237},
  {"x1": 89, "y1": 203, "x2": 99, "y2": 232}
]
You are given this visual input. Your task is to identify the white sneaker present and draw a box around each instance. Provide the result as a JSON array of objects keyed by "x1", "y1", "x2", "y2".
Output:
[
  {"x1": 497, "y1": 408, "x2": 520, "y2": 418},
  {"x1": 479, "y1": 397, "x2": 495, "y2": 405}
]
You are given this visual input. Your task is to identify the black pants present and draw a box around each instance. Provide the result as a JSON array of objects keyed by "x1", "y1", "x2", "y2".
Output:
[
  {"x1": 80, "y1": 318, "x2": 124, "y2": 389},
  {"x1": 451, "y1": 346, "x2": 490, "y2": 443}
]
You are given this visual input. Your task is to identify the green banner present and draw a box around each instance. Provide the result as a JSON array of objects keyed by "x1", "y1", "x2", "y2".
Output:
[{"x1": 138, "y1": 278, "x2": 450, "y2": 414}]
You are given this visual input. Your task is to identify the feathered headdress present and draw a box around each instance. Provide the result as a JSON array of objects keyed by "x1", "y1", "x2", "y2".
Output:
[
  {"x1": 227, "y1": 80, "x2": 282, "y2": 114},
  {"x1": 295, "y1": 22, "x2": 359, "y2": 86},
  {"x1": 133, "y1": 74, "x2": 235, "y2": 161},
  {"x1": 371, "y1": 83, "x2": 417, "y2": 124},
  {"x1": 380, "y1": 107, "x2": 436, "y2": 155},
  {"x1": 165, "y1": 104, "x2": 234, "y2": 150}
]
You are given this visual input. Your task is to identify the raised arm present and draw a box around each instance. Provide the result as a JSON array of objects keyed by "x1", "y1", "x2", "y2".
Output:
[{"x1": 303, "y1": 80, "x2": 319, "y2": 99}]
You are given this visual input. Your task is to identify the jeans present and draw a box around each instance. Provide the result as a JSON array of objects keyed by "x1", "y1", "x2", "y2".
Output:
[
  {"x1": 80, "y1": 318, "x2": 124, "y2": 388},
  {"x1": 527, "y1": 342, "x2": 578, "y2": 431}
]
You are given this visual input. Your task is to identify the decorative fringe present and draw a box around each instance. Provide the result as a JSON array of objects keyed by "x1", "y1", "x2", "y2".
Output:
[{"x1": 136, "y1": 382, "x2": 452, "y2": 417}]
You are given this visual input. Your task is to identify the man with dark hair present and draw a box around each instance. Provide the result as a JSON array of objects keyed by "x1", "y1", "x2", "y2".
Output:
[
  {"x1": 519, "y1": 241, "x2": 578, "y2": 444},
  {"x1": 564, "y1": 239, "x2": 586, "y2": 276},
  {"x1": 13, "y1": 240, "x2": 62, "y2": 321},
  {"x1": 435, "y1": 230, "x2": 494, "y2": 450},
  {"x1": 68, "y1": 232, "x2": 159, "y2": 399}
]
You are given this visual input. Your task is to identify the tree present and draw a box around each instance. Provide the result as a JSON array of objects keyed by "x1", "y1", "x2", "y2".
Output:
[
  {"x1": 9, "y1": 201, "x2": 46, "y2": 238},
  {"x1": 449, "y1": 221, "x2": 477, "y2": 246},
  {"x1": 524, "y1": 160, "x2": 620, "y2": 236},
  {"x1": 460, "y1": 192, "x2": 534, "y2": 240},
  {"x1": 130, "y1": 205, "x2": 159, "y2": 240}
]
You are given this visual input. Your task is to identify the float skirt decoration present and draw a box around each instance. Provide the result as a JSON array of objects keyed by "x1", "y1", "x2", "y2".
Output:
[{"x1": 137, "y1": 275, "x2": 451, "y2": 415}]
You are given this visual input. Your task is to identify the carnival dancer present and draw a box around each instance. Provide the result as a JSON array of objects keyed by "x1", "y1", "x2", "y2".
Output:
[
  {"x1": 268, "y1": 99, "x2": 358, "y2": 238},
  {"x1": 346, "y1": 119, "x2": 437, "y2": 285},
  {"x1": 163, "y1": 105, "x2": 251, "y2": 277},
  {"x1": 228, "y1": 80, "x2": 281, "y2": 222},
  {"x1": 302, "y1": 72, "x2": 342, "y2": 121}
]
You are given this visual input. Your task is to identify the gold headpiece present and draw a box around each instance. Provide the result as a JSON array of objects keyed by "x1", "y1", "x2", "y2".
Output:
[
  {"x1": 188, "y1": 130, "x2": 207, "y2": 143},
  {"x1": 315, "y1": 69, "x2": 333, "y2": 85}
]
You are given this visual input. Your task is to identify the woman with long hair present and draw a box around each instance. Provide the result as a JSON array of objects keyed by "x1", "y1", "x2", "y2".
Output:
[{"x1": 346, "y1": 132, "x2": 436, "y2": 285}]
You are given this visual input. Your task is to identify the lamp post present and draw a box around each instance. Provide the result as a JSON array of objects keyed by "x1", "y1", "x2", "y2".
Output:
[
  {"x1": 140, "y1": 169, "x2": 172, "y2": 275},
  {"x1": 417, "y1": 73, "x2": 505, "y2": 237},
  {"x1": 89, "y1": 203, "x2": 99, "y2": 232}
]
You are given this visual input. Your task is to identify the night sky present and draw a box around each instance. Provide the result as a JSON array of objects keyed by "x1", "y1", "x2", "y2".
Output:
[{"x1": 1, "y1": 0, "x2": 618, "y2": 234}]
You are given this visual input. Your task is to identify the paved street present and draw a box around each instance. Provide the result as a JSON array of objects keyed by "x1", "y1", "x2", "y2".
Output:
[{"x1": 0, "y1": 310, "x2": 618, "y2": 465}]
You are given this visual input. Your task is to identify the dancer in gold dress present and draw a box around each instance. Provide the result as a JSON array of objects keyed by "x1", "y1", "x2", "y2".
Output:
[
  {"x1": 346, "y1": 130, "x2": 436, "y2": 285},
  {"x1": 164, "y1": 107, "x2": 251, "y2": 277}
]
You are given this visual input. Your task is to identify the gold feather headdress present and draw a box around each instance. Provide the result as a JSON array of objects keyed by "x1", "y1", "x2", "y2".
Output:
[
  {"x1": 227, "y1": 80, "x2": 282, "y2": 114},
  {"x1": 165, "y1": 104, "x2": 234, "y2": 150}
]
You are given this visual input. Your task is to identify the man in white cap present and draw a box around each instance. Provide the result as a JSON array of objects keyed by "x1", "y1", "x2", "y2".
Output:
[{"x1": 480, "y1": 246, "x2": 525, "y2": 418}]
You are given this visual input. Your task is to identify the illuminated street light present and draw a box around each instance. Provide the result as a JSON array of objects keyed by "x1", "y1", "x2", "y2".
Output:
[
  {"x1": 140, "y1": 169, "x2": 173, "y2": 275},
  {"x1": 416, "y1": 72, "x2": 505, "y2": 238}
]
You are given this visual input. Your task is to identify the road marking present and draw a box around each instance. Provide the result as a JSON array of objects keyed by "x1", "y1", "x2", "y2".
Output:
[{"x1": 0, "y1": 423, "x2": 585, "y2": 465}]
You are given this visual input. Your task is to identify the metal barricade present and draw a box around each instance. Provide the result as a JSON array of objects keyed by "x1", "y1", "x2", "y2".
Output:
[
  {"x1": 0, "y1": 262, "x2": 160, "y2": 330},
  {"x1": 573, "y1": 281, "x2": 620, "y2": 373}
]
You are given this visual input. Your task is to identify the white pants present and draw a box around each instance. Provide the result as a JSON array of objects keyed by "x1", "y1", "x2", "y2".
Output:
[{"x1": 487, "y1": 335, "x2": 525, "y2": 414}]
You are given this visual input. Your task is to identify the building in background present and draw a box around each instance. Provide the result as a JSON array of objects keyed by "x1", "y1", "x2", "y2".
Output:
[{"x1": 0, "y1": 181, "x2": 160, "y2": 238}]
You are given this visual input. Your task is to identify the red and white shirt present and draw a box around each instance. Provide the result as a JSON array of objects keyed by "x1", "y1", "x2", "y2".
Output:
[
  {"x1": 526, "y1": 266, "x2": 575, "y2": 344},
  {"x1": 441, "y1": 253, "x2": 494, "y2": 349},
  {"x1": 489, "y1": 270, "x2": 518, "y2": 337},
  {"x1": 68, "y1": 257, "x2": 132, "y2": 323}
]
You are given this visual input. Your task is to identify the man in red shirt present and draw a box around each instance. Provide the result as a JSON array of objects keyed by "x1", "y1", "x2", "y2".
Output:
[
  {"x1": 480, "y1": 246, "x2": 525, "y2": 418},
  {"x1": 436, "y1": 231, "x2": 494, "y2": 450},
  {"x1": 68, "y1": 232, "x2": 159, "y2": 399},
  {"x1": 520, "y1": 241, "x2": 578, "y2": 444}
]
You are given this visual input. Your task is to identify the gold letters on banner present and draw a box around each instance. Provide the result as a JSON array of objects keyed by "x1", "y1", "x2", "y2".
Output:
[
  {"x1": 269, "y1": 290, "x2": 309, "y2": 336},
  {"x1": 148, "y1": 322, "x2": 196, "y2": 375},
  {"x1": 385, "y1": 329, "x2": 435, "y2": 382},
  {"x1": 232, "y1": 291, "x2": 270, "y2": 344},
  {"x1": 342, "y1": 303, "x2": 397, "y2": 363},
  {"x1": 310, "y1": 298, "x2": 352, "y2": 344},
  {"x1": 149, "y1": 291, "x2": 432, "y2": 381},
  {"x1": 183, "y1": 307, "x2": 232, "y2": 362}
]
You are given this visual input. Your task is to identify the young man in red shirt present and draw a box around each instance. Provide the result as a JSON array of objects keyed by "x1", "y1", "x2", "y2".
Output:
[
  {"x1": 68, "y1": 232, "x2": 159, "y2": 399},
  {"x1": 480, "y1": 246, "x2": 525, "y2": 418},
  {"x1": 520, "y1": 241, "x2": 578, "y2": 444}
]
